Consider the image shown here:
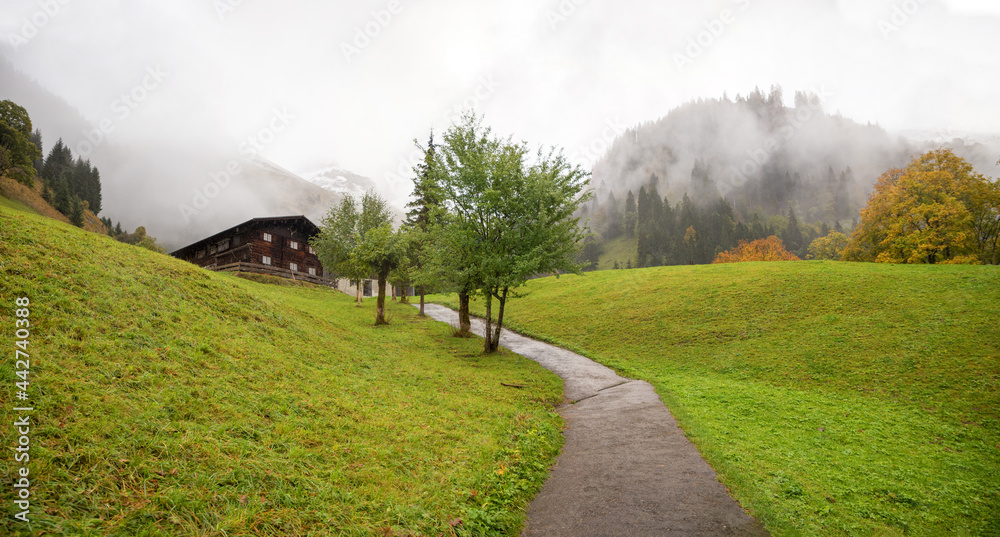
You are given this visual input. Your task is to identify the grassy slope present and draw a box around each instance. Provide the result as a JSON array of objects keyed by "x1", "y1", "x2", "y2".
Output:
[
  {"x1": 0, "y1": 201, "x2": 564, "y2": 536},
  {"x1": 432, "y1": 262, "x2": 1000, "y2": 536},
  {"x1": 0, "y1": 174, "x2": 107, "y2": 234},
  {"x1": 596, "y1": 235, "x2": 636, "y2": 270}
]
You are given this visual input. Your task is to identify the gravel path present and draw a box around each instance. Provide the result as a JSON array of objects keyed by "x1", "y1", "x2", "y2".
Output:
[{"x1": 418, "y1": 304, "x2": 769, "y2": 537}]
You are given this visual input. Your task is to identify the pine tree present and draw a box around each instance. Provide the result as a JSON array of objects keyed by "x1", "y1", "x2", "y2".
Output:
[
  {"x1": 405, "y1": 131, "x2": 442, "y2": 229},
  {"x1": 623, "y1": 190, "x2": 637, "y2": 237},
  {"x1": 88, "y1": 165, "x2": 102, "y2": 214},
  {"x1": 69, "y1": 195, "x2": 84, "y2": 227},
  {"x1": 42, "y1": 138, "x2": 72, "y2": 186},
  {"x1": 603, "y1": 191, "x2": 622, "y2": 240},
  {"x1": 635, "y1": 186, "x2": 651, "y2": 267},
  {"x1": 29, "y1": 129, "x2": 43, "y2": 175},
  {"x1": 53, "y1": 170, "x2": 72, "y2": 215},
  {"x1": 782, "y1": 208, "x2": 804, "y2": 256}
]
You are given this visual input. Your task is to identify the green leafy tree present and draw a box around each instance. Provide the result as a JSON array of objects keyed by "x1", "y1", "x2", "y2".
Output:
[
  {"x1": 314, "y1": 191, "x2": 402, "y2": 324},
  {"x1": 352, "y1": 221, "x2": 406, "y2": 325},
  {"x1": 432, "y1": 113, "x2": 591, "y2": 353},
  {"x1": 0, "y1": 100, "x2": 40, "y2": 185}
]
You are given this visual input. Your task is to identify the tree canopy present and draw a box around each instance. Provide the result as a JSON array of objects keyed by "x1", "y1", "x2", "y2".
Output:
[
  {"x1": 843, "y1": 149, "x2": 1000, "y2": 265},
  {"x1": 807, "y1": 231, "x2": 849, "y2": 260},
  {"x1": 0, "y1": 99, "x2": 41, "y2": 186},
  {"x1": 427, "y1": 113, "x2": 591, "y2": 352},
  {"x1": 712, "y1": 236, "x2": 800, "y2": 263},
  {"x1": 313, "y1": 190, "x2": 404, "y2": 325}
]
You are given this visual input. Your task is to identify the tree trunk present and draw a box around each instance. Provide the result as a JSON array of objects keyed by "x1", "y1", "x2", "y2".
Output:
[
  {"x1": 375, "y1": 272, "x2": 389, "y2": 325},
  {"x1": 483, "y1": 291, "x2": 493, "y2": 354},
  {"x1": 492, "y1": 287, "x2": 508, "y2": 351},
  {"x1": 419, "y1": 285, "x2": 426, "y2": 316},
  {"x1": 399, "y1": 285, "x2": 409, "y2": 304},
  {"x1": 392, "y1": 285, "x2": 397, "y2": 301},
  {"x1": 356, "y1": 281, "x2": 362, "y2": 306},
  {"x1": 458, "y1": 291, "x2": 471, "y2": 335}
]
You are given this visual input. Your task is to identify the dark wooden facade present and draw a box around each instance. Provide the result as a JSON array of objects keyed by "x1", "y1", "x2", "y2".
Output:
[{"x1": 171, "y1": 216, "x2": 331, "y2": 285}]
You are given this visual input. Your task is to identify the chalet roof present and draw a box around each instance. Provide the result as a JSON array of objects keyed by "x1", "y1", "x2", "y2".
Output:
[{"x1": 170, "y1": 215, "x2": 320, "y2": 257}]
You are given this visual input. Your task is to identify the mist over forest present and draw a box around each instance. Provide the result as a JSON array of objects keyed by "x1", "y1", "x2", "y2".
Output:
[{"x1": 580, "y1": 85, "x2": 1000, "y2": 267}]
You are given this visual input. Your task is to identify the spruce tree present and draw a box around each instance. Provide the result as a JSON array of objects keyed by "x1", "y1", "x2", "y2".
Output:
[
  {"x1": 405, "y1": 131, "x2": 444, "y2": 316},
  {"x1": 783, "y1": 208, "x2": 804, "y2": 256},
  {"x1": 53, "y1": 170, "x2": 72, "y2": 215},
  {"x1": 69, "y1": 195, "x2": 84, "y2": 227},
  {"x1": 623, "y1": 190, "x2": 637, "y2": 237},
  {"x1": 29, "y1": 129, "x2": 43, "y2": 175}
]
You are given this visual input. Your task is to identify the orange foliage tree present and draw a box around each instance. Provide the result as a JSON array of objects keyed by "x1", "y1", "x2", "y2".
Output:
[
  {"x1": 843, "y1": 149, "x2": 1000, "y2": 264},
  {"x1": 712, "y1": 236, "x2": 801, "y2": 263}
]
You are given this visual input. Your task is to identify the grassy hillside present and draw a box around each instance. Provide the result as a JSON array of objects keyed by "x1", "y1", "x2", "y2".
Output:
[
  {"x1": 0, "y1": 174, "x2": 107, "y2": 234},
  {"x1": 595, "y1": 235, "x2": 636, "y2": 270},
  {"x1": 432, "y1": 262, "x2": 1000, "y2": 536},
  {"x1": 0, "y1": 200, "x2": 564, "y2": 536}
]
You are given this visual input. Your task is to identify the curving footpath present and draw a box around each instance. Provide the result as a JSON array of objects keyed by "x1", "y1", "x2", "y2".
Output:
[{"x1": 418, "y1": 304, "x2": 769, "y2": 537}]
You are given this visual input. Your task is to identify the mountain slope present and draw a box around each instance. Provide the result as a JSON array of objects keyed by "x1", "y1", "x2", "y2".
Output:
[
  {"x1": 0, "y1": 199, "x2": 563, "y2": 536},
  {"x1": 432, "y1": 262, "x2": 1000, "y2": 536}
]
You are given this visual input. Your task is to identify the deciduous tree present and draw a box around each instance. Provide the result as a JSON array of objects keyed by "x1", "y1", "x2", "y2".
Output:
[
  {"x1": 713, "y1": 236, "x2": 800, "y2": 263},
  {"x1": 843, "y1": 149, "x2": 999, "y2": 264},
  {"x1": 807, "y1": 231, "x2": 848, "y2": 260},
  {"x1": 431, "y1": 113, "x2": 591, "y2": 353},
  {"x1": 314, "y1": 191, "x2": 403, "y2": 325},
  {"x1": 0, "y1": 100, "x2": 40, "y2": 186}
]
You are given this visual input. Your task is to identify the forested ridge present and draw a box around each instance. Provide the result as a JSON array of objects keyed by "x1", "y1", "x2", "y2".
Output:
[{"x1": 578, "y1": 86, "x2": 996, "y2": 267}]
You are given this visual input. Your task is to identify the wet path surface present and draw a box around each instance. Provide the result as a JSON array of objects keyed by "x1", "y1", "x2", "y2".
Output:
[{"x1": 418, "y1": 304, "x2": 769, "y2": 537}]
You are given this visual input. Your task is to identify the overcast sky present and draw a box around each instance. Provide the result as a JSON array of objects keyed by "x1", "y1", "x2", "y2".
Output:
[{"x1": 2, "y1": 0, "x2": 999, "y2": 206}]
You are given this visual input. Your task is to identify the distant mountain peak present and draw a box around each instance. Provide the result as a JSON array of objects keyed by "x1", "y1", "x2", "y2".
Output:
[{"x1": 300, "y1": 164, "x2": 378, "y2": 198}]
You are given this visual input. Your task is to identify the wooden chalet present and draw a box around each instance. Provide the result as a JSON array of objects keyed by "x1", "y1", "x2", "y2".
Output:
[{"x1": 171, "y1": 216, "x2": 332, "y2": 286}]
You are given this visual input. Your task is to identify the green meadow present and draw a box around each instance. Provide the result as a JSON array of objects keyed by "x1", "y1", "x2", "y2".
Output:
[
  {"x1": 0, "y1": 201, "x2": 563, "y2": 536},
  {"x1": 431, "y1": 261, "x2": 1000, "y2": 536}
]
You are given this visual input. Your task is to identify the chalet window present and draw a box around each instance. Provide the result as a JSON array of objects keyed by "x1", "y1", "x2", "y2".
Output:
[
  {"x1": 209, "y1": 244, "x2": 217, "y2": 254},
  {"x1": 196, "y1": 250, "x2": 205, "y2": 259},
  {"x1": 307, "y1": 245, "x2": 316, "y2": 255},
  {"x1": 218, "y1": 239, "x2": 230, "y2": 252},
  {"x1": 289, "y1": 240, "x2": 299, "y2": 250},
  {"x1": 308, "y1": 267, "x2": 317, "y2": 276},
  {"x1": 262, "y1": 255, "x2": 272, "y2": 266},
  {"x1": 290, "y1": 262, "x2": 298, "y2": 272},
  {"x1": 263, "y1": 232, "x2": 272, "y2": 242}
]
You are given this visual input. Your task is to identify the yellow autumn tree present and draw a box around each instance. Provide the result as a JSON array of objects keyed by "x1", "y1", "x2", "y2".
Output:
[
  {"x1": 713, "y1": 236, "x2": 800, "y2": 263},
  {"x1": 807, "y1": 231, "x2": 849, "y2": 260},
  {"x1": 843, "y1": 149, "x2": 1000, "y2": 264}
]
